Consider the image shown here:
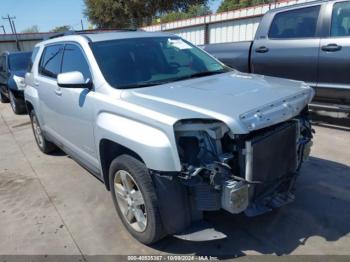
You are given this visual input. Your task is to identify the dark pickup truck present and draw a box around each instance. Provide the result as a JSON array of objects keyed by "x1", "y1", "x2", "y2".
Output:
[{"x1": 204, "y1": 0, "x2": 350, "y2": 114}]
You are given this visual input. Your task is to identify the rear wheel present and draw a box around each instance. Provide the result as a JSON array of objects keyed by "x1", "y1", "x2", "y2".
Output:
[
  {"x1": 0, "y1": 88, "x2": 9, "y2": 103},
  {"x1": 109, "y1": 154, "x2": 166, "y2": 244},
  {"x1": 9, "y1": 90, "x2": 26, "y2": 114},
  {"x1": 30, "y1": 110, "x2": 57, "y2": 154}
]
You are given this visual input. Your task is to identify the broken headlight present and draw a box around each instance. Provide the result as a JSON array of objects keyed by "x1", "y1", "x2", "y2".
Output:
[{"x1": 174, "y1": 120, "x2": 230, "y2": 168}]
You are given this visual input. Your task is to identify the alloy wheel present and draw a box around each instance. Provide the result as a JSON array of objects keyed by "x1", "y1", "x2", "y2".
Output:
[
  {"x1": 114, "y1": 170, "x2": 147, "y2": 232},
  {"x1": 32, "y1": 115, "x2": 44, "y2": 148}
]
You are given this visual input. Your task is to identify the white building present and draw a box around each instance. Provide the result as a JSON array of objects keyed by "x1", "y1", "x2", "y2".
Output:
[{"x1": 143, "y1": 0, "x2": 314, "y2": 45}]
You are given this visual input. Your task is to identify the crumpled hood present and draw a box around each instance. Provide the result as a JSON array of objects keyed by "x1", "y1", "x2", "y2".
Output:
[{"x1": 121, "y1": 71, "x2": 314, "y2": 134}]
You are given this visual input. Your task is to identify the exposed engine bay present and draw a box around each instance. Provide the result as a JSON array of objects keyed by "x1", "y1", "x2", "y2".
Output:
[{"x1": 174, "y1": 107, "x2": 314, "y2": 216}]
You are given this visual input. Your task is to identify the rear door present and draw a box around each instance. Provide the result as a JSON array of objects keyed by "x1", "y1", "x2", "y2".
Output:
[
  {"x1": 251, "y1": 4, "x2": 322, "y2": 86},
  {"x1": 36, "y1": 44, "x2": 64, "y2": 135},
  {"x1": 318, "y1": 0, "x2": 350, "y2": 105}
]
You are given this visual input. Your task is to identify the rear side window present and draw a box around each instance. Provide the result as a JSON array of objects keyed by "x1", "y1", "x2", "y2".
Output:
[
  {"x1": 331, "y1": 1, "x2": 350, "y2": 37},
  {"x1": 28, "y1": 47, "x2": 39, "y2": 72},
  {"x1": 61, "y1": 44, "x2": 91, "y2": 81},
  {"x1": 269, "y1": 6, "x2": 320, "y2": 39},
  {"x1": 39, "y1": 44, "x2": 64, "y2": 78}
]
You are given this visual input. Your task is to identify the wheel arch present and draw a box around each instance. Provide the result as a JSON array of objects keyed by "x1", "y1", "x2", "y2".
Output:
[
  {"x1": 7, "y1": 78, "x2": 16, "y2": 91},
  {"x1": 25, "y1": 100, "x2": 34, "y2": 113},
  {"x1": 99, "y1": 139, "x2": 145, "y2": 191}
]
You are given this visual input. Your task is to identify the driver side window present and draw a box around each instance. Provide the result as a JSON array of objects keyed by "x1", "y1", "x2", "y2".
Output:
[{"x1": 61, "y1": 44, "x2": 91, "y2": 82}]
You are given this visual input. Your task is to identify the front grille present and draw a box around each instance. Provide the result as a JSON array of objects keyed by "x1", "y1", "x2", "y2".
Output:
[{"x1": 244, "y1": 121, "x2": 298, "y2": 196}]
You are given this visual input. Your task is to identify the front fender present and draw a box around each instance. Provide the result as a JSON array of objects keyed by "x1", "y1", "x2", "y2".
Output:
[
  {"x1": 7, "y1": 78, "x2": 18, "y2": 91},
  {"x1": 24, "y1": 85, "x2": 39, "y2": 108},
  {"x1": 95, "y1": 112, "x2": 181, "y2": 171}
]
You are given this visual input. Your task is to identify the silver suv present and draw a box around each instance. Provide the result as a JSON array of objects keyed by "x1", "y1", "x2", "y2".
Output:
[{"x1": 25, "y1": 31, "x2": 314, "y2": 244}]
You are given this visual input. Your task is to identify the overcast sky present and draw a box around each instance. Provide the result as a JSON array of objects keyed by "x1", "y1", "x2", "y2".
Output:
[{"x1": 1, "y1": 0, "x2": 223, "y2": 33}]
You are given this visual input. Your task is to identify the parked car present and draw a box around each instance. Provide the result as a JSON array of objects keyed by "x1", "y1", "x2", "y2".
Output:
[
  {"x1": 203, "y1": 0, "x2": 350, "y2": 115},
  {"x1": 0, "y1": 51, "x2": 32, "y2": 114},
  {"x1": 24, "y1": 31, "x2": 314, "y2": 244}
]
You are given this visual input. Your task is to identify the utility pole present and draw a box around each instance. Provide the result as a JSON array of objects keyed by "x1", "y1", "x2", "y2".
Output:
[
  {"x1": 2, "y1": 14, "x2": 20, "y2": 51},
  {"x1": 0, "y1": 25, "x2": 5, "y2": 34},
  {"x1": 11, "y1": 20, "x2": 21, "y2": 51},
  {"x1": 2, "y1": 15, "x2": 14, "y2": 33},
  {"x1": 81, "y1": 19, "x2": 84, "y2": 30}
]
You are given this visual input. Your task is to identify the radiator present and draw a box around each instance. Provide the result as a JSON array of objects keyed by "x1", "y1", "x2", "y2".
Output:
[{"x1": 244, "y1": 121, "x2": 298, "y2": 197}]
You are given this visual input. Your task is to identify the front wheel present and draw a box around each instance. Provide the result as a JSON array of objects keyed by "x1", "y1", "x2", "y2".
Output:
[
  {"x1": 109, "y1": 155, "x2": 166, "y2": 244},
  {"x1": 30, "y1": 110, "x2": 57, "y2": 154}
]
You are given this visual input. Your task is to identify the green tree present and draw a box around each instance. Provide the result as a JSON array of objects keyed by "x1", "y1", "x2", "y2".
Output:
[
  {"x1": 158, "y1": 4, "x2": 211, "y2": 24},
  {"x1": 187, "y1": 4, "x2": 211, "y2": 16},
  {"x1": 51, "y1": 25, "x2": 72, "y2": 32},
  {"x1": 217, "y1": 0, "x2": 270, "y2": 12},
  {"x1": 21, "y1": 25, "x2": 39, "y2": 33},
  {"x1": 84, "y1": 0, "x2": 208, "y2": 28}
]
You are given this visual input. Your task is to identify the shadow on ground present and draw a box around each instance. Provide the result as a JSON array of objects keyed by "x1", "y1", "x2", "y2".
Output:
[
  {"x1": 310, "y1": 111, "x2": 350, "y2": 130},
  {"x1": 151, "y1": 157, "x2": 350, "y2": 258}
]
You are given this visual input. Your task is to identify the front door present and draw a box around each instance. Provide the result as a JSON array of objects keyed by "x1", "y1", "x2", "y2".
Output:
[
  {"x1": 318, "y1": 0, "x2": 350, "y2": 105},
  {"x1": 56, "y1": 43, "x2": 98, "y2": 172},
  {"x1": 251, "y1": 5, "x2": 322, "y2": 87},
  {"x1": 37, "y1": 43, "x2": 98, "y2": 173}
]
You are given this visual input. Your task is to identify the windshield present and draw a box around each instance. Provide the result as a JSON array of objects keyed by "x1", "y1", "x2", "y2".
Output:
[
  {"x1": 8, "y1": 52, "x2": 32, "y2": 71},
  {"x1": 91, "y1": 37, "x2": 230, "y2": 89}
]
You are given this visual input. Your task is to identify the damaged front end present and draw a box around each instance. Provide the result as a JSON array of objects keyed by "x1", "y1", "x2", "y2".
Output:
[{"x1": 174, "y1": 107, "x2": 314, "y2": 217}]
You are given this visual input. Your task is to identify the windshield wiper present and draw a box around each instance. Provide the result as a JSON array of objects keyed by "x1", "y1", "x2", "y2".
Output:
[
  {"x1": 172, "y1": 70, "x2": 227, "y2": 82},
  {"x1": 118, "y1": 80, "x2": 171, "y2": 89},
  {"x1": 117, "y1": 70, "x2": 228, "y2": 89}
]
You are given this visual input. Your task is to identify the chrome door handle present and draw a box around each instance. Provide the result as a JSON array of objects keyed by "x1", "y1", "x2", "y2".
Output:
[
  {"x1": 255, "y1": 46, "x2": 269, "y2": 53},
  {"x1": 55, "y1": 89, "x2": 62, "y2": 96}
]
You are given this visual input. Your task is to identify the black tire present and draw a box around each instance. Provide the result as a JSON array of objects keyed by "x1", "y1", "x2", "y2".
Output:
[
  {"x1": 29, "y1": 110, "x2": 57, "y2": 154},
  {"x1": 9, "y1": 90, "x2": 26, "y2": 114},
  {"x1": 109, "y1": 154, "x2": 166, "y2": 244},
  {"x1": 0, "y1": 88, "x2": 9, "y2": 103}
]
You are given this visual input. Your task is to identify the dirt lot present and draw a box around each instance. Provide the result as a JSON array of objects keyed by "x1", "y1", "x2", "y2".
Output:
[{"x1": 0, "y1": 103, "x2": 349, "y2": 260}]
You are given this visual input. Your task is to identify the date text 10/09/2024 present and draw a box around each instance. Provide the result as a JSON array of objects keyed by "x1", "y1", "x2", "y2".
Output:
[{"x1": 127, "y1": 255, "x2": 219, "y2": 261}]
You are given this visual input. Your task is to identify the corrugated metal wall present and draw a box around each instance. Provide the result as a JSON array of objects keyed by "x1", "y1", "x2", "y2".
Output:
[
  {"x1": 143, "y1": 0, "x2": 313, "y2": 45},
  {"x1": 0, "y1": 33, "x2": 52, "y2": 53},
  {"x1": 209, "y1": 17, "x2": 261, "y2": 43},
  {"x1": 170, "y1": 26, "x2": 206, "y2": 45},
  {"x1": 0, "y1": 40, "x2": 38, "y2": 53}
]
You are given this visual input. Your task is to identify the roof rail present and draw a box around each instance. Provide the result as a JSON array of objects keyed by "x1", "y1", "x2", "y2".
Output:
[
  {"x1": 44, "y1": 31, "x2": 77, "y2": 40},
  {"x1": 44, "y1": 28, "x2": 143, "y2": 40}
]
